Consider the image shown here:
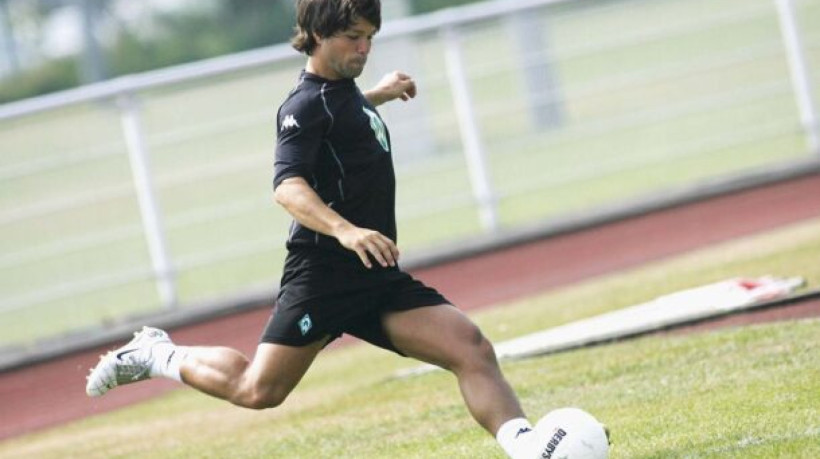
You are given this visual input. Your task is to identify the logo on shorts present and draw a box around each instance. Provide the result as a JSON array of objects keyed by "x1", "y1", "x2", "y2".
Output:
[{"x1": 298, "y1": 313, "x2": 313, "y2": 336}]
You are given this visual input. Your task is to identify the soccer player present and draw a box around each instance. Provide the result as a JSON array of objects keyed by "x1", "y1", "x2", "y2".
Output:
[{"x1": 86, "y1": 1, "x2": 547, "y2": 457}]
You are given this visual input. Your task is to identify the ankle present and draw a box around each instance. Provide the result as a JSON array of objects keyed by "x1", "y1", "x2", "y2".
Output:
[
  {"x1": 149, "y1": 344, "x2": 189, "y2": 382},
  {"x1": 496, "y1": 417, "x2": 537, "y2": 458}
]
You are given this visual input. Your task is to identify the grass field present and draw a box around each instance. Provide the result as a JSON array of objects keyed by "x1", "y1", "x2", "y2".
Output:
[
  {"x1": 2, "y1": 216, "x2": 819, "y2": 458},
  {"x1": 1, "y1": 0, "x2": 819, "y2": 347}
]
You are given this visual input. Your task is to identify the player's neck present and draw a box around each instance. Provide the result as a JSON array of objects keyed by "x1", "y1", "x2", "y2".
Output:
[{"x1": 306, "y1": 58, "x2": 342, "y2": 81}]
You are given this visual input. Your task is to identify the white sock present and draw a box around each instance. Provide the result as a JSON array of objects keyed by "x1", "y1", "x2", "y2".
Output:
[
  {"x1": 149, "y1": 343, "x2": 189, "y2": 382},
  {"x1": 496, "y1": 417, "x2": 539, "y2": 459}
]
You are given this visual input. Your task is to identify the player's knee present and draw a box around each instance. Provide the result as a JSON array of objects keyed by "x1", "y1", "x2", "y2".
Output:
[
  {"x1": 239, "y1": 387, "x2": 289, "y2": 410},
  {"x1": 454, "y1": 325, "x2": 498, "y2": 371},
  {"x1": 250, "y1": 393, "x2": 287, "y2": 410},
  {"x1": 233, "y1": 375, "x2": 292, "y2": 410},
  {"x1": 465, "y1": 321, "x2": 493, "y2": 353},
  {"x1": 473, "y1": 332, "x2": 497, "y2": 366}
]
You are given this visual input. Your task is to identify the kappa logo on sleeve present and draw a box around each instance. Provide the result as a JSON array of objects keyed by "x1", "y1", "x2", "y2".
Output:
[{"x1": 281, "y1": 114, "x2": 300, "y2": 131}]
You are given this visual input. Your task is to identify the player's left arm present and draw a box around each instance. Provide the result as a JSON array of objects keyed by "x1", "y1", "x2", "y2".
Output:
[{"x1": 364, "y1": 71, "x2": 417, "y2": 106}]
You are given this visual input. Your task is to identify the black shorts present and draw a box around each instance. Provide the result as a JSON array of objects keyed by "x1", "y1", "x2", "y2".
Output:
[{"x1": 261, "y1": 256, "x2": 450, "y2": 355}]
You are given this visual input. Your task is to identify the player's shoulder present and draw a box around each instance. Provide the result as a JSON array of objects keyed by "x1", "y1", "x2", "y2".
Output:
[
  {"x1": 280, "y1": 77, "x2": 325, "y2": 116},
  {"x1": 276, "y1": 76, "x2": 335, "y2": 134}
]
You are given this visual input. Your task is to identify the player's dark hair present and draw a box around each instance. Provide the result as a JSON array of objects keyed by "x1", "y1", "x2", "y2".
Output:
[{"x1": 292, "y1": 0, "x2": 381, "y2": 55}]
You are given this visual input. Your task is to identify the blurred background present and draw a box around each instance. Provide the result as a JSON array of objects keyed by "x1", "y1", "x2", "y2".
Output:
[
  {"x1": 0, "y1": 0, "x2": 482, "y2": 103},
  {"x1": 0, "y1": 0, "x2": 818, "y2": 353}
]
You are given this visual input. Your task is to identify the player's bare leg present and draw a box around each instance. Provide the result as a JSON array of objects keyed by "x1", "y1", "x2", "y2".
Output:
[
  {"x1": 382, "y1": 305, "x2": 542, "y2": 458},
  {"x1": 87, "y1": 326, "x2": 327, "y2": 410},
  {"x1": 383, "y1": 304, "x2": 523, "y2": 433},
  {"x1": 180, "y1": 339, "x2": 327, "y2": 409}
]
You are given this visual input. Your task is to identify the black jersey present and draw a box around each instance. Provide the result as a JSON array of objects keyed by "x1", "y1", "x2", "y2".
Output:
[{"x1": 273, "y1": 70, "x2": 397, "y2": 267}]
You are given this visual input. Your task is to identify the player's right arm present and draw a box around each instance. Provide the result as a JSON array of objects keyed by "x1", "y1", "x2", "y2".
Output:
[
  {"x1": 274, "y1": 177, "x2": 398, "y2": 269},
  {"x1": 273, "y1": 88, "x2": 397, "y2": 269}
]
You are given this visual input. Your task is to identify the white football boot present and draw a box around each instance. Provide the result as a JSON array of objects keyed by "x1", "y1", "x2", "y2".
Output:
[{"x1": 85, "y1": 326, "x2": 171, "y2": 397}]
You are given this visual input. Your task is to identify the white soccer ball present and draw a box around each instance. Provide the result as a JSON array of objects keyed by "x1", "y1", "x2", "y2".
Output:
[{"x1": 534, "y1": 407, "x2": 609, "y2": 459}]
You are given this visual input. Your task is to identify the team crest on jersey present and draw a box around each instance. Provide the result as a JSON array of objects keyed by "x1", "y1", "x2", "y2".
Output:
[
  {"x1": 362, "y1": 107, "x2": 389, "y2": 152},
  {"x1": 281, "y1": 114, "x2": 300, "y2": 131}
]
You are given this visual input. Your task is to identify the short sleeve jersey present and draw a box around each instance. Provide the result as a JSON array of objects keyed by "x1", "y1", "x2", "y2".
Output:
[{"x1": 273, "y1": 71, "x2": 396, "y2": 263}]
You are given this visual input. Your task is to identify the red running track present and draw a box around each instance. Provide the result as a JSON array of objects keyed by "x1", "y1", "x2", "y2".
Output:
[{"x1": 2, "y1": 173, "x2": 820, "y2": 441}]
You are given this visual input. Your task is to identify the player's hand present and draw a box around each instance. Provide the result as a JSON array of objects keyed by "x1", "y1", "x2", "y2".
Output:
[
  {"x1": 335, "y1": 224, "x2": 399, "y2": 269},
  {"x1": 367, "y1": 71, "x2": 417, "y2": 105}
]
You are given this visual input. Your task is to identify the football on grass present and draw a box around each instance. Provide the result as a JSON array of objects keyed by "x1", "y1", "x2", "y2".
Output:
[{"x1": 535, "y1": 407, "x2": 609, "y2": 458}]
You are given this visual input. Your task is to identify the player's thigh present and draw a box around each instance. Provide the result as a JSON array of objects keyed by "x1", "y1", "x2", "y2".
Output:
[
  {"x1": 245, "y1": 338, "x2": 329, "y2": 393},
  {"x1": 382, "y1": 304, "x2": 490, "y2": 370}
]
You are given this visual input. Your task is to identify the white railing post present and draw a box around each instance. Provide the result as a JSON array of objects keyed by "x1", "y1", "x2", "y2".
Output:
[
  {"x1": 774, "y1": 0, "x2": 819, "y2": 154},
  {"x1": 442, "y1": 25, "x2": 499, "y2": 232},
  {"x1": 506, "y1": 10, "x2": 564, "y2": 130},
  {"x1": 118, "y1": 93, "x2": 178, "y2": 309}
]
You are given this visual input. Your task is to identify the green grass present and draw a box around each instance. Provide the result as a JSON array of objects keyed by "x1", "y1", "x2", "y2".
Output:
[
  {"x1": 2, "y1": 0, "x2": 819, "y2": 346},
  {"x1": 2, "y1": 216, "x2": 819, "y2": 458}
]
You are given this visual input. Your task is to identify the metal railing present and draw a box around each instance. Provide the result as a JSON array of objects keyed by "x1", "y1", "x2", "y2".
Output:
[{"x1": 0, "y1": 0, "x2": 817, "y2": 348}]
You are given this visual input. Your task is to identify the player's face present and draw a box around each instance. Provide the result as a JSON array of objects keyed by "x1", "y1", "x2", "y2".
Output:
[{"x1": 314, "y1": 18, "x2": 376, "y2": 80}]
